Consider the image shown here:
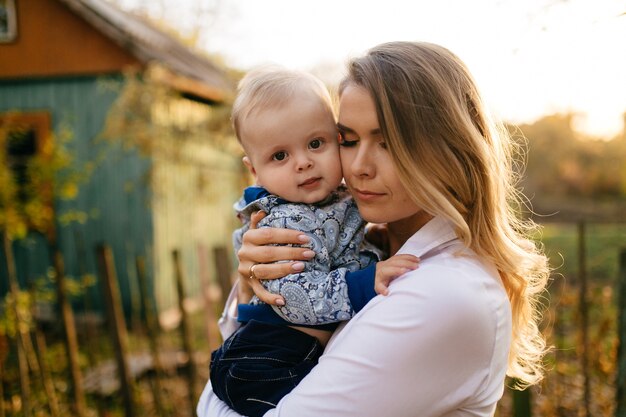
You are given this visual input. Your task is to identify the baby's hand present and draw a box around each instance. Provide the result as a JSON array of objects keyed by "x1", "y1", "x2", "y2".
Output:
[{"x1": 374, "y1": 254, "x2": 420, "y2": 296}]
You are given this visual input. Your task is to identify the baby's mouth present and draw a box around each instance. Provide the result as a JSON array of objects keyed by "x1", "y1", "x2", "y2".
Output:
[{"x1": 299, "y1": 177, "x2": 322, "y2": 187}]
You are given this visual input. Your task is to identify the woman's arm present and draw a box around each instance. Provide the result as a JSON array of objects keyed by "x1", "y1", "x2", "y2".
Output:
[
  {"x1": 266, "y1": 263, "x2": 508, "y2": 417},
  {"x1": 200, "y1": 263, "x2": 508, "y2": 417},
  {"x1": 197, "y1": 383, "x2": 243, "y2": 417},
  {"x1": 239, "y1": 212, "x2": 417, "y2": 316}
]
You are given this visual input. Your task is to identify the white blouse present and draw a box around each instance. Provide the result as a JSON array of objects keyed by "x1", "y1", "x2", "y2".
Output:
[{"x1": 197, "y1": 216, "x2": 512, "y2": 417}]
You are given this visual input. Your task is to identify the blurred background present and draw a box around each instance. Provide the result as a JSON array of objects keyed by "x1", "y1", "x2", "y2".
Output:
[{"x1": 0, "y1": 0, "x2": 624, "y2": 416}]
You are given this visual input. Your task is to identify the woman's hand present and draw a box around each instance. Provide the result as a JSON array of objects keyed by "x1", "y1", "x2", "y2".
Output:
[{"x1": 237, "y1": 211, "x2": 316, "y2": 305}]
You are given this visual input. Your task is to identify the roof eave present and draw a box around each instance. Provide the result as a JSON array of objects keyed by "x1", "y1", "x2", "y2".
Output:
[{"x1": 149, "y1": 65, "x2": 231, "y2": 104}]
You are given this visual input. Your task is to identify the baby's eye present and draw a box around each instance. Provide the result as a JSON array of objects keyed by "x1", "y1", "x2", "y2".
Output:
[
  {"x1": 308, "y1": 139, "x2": 322, "y2": 149},
  {"x1": 273, "y1": 151, "x2": 287, "y2": 161}
]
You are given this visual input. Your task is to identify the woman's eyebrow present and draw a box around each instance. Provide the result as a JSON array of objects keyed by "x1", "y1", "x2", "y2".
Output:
[
  {"x1": 337, "y1": 123, "x2": 382, "y2": 136},
  {"x1": 336, "y1": 123, "x2": 353, "y2": 133}
]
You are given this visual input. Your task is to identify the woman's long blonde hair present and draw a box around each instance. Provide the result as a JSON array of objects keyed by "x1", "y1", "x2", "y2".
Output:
[{"x1": 341, "y1": 41, "x2": 549, "y2": 387}]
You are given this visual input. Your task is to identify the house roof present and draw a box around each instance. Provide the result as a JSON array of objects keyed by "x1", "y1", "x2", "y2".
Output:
[{"x1": 57, "y1": 0, "x2": 234, "y2": 103}]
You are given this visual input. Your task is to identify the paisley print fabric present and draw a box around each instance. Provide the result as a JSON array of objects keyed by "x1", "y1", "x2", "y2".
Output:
[{"x1": 233, "y1": 186, "x2": 380, "y2": 325}]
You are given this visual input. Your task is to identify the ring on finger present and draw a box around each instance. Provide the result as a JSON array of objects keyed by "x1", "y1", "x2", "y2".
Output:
[{"x1": 248, "y1": 263, "x2": 260, "y2": 280}]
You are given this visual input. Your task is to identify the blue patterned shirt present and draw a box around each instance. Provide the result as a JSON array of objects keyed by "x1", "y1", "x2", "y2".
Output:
[{"x1": 233, "y1": 185, "x2": 381, "y2": 327}]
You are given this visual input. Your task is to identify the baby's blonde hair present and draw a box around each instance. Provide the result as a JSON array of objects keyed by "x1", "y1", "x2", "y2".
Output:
[
  {"x1": 341, "y1": 41, "x2": 550, "y2": 387},
  {"x1": 232, "y1": 66, "x2": 335, "y2": 144}
]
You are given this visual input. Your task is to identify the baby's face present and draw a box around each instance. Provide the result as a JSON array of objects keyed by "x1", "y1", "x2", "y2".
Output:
[{"x1": 241, "y1": 95, "x2": 342, "y2": 204}]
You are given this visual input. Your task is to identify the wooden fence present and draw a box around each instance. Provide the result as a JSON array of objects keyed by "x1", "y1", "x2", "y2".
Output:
[{"x1": 1, "y1": 239, "x2": 233, "y2": 417}]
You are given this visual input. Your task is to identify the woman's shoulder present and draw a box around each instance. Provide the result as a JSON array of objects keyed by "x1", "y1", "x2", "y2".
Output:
[{"x1": 383, "y1": 251, "x2": 510, "y2": 325}]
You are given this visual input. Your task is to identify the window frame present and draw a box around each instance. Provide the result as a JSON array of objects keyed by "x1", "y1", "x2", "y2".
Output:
[
  {"x1": 0, "y1": 0, "x2": 17, "y2": 43},
  {"x1": 1, "y1": 111, "x2": 55, "y2": 237}
]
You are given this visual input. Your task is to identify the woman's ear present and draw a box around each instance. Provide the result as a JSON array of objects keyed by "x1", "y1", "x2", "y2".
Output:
[{"x1": 242, "y1": 156, "x2": 257, "y2": 177}]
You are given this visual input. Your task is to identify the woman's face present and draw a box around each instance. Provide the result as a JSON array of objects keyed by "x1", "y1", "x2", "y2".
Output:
[{"x1": 338, "y1": 83, "x2": 427, "y2": 232}]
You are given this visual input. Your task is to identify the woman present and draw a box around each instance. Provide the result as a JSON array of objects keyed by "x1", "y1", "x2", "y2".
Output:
[{"x1": 198, "y1": 41, "x2": 549, "y2": 416}]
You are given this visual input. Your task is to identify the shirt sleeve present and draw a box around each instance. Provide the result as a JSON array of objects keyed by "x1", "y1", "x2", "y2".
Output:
[
  {"x1": 344, "y1": 264, "x2": 377, "y2": 312},
  {"x1": 262, "y1": 264, "x2": 508, "y2": 417},
  {"x1": 197, "y1": 383, "x2": 243, "y2": 417}
]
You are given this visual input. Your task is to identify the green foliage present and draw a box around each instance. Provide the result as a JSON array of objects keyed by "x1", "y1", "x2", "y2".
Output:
[
  {"x1": 497, "y1": 221, "x2": 624, "y2": 416},
  {"x1": 0, "y1": 114, "x2": 91, "y2": 241},
  {"x1": 0, "y1": 272, "x2": 96, "y2": 337},
  {"x1": 542, "y1": 222, "x2": 622, "y2": 414},
  {"x1": 57, "y1": 208, "x2": 100, "y2": 227},
  {"x1": 97, "y1": 68, "x2": 244, "y2": 207},
  {"x1": 99, "y1": 67, "x2": 240, "y2": 160},
  {"x1": 0, "y1": 112, "x2": 95, "y2": 362},
  {"x1": 0, "y1": 290, "x2": 33, "y2": 338},
  {"x1": 541, "y1": 222, "x2": 626, "y2": 281},
  {"x1": 517, "y1": 113, "x2": 626, "y2": 202}
]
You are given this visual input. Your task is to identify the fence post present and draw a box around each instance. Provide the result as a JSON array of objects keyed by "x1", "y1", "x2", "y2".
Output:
[
  {"x1": 29, "y1": 285, "x2": 60, "y2": 417},
  {"x1": 0, "y1": 344, "x2": 5, "y2": 417},
  {"x1": 136, "y1": 255, "x2": 168, "y2": 417},
  {"x1": 213, "y1": 246, "x2": 233, "y2": 310},
  {"x1": 172, "y1": 249, "x2": 198, "y2": 412},
  {"x1": 51, "y1": 247, "x2": 87, "y2": 417},
  {"x1": 616, "y1": 249, "x2": 626, "y2": 416},
  {"x1": 2, "y1": 233, "x2": 32, "y2": 417},
  {"x1": 577, "y1": 221, "x2": 590, "y2": 417},
  {"x1": 96, "y1": 244, "x2": 134, "y2": 417},
  {"x1": 512, "y1": 385, "x2": 531, "y2": 417},
  {"x1": 197, "y1": 244, "x2": 217, "y2": 349},
  {"x1": 551, "y1": 274, "x2": 564, "y2": 413}
]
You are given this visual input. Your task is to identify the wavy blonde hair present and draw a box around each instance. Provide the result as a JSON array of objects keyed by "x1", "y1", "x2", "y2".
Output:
[{"x1": 340, "y1": 41, "x2": 549, "y2": 387}]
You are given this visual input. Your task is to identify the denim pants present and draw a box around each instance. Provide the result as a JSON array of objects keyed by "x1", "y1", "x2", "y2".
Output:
[{"x1": 210, "y1": 320, "x2": 323, "y2": 417}]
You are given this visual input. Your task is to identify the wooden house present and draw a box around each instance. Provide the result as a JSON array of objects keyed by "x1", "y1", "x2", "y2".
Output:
[{"x1": 0, "y1": 0, "x2": 242, "y2": 324}]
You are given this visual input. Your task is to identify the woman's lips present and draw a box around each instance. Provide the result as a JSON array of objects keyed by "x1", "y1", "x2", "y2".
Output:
[{"x1": 353, "y1": 188, "x2": 385, "y2": 201}]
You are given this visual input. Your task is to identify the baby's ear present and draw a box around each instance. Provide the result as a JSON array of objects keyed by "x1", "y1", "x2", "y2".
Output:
[{"x1": 242, "y1": 156, "x2": 257, "y2": 177}]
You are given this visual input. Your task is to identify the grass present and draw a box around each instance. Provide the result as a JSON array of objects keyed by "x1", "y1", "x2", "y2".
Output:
[{"x1": 540, "y1": 221, "x2": 626, "y2": 282}]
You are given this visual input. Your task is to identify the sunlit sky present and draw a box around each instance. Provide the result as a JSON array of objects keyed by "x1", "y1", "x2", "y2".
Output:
[{"x1": 120, "y1": 0, "x2": 626, "y2": 137}]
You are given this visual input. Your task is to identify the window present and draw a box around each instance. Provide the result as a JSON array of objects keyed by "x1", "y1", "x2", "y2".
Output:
[
  {"x1": 0, "y1": 0, "x2": 17, "y2": 43},
  {"x1": 1, "y1": 111, "x2": 53, "y2": 231},
  {"x1": 7, "y1": 123, "x2": 36, "y2": 201}
]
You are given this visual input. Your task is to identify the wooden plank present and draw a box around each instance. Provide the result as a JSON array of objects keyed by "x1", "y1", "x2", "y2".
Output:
[
  {"x1": 136, "y1": 255, "x2": 168, "y2": 417},
  {"x1": 96, "y1": 243, "x2": 134, "y2": 417},
  {"x1": 51, "y1": 246, "x2": 86, "y2": 417},
  {"x1": 3, "y1": 232, "x2": 32, "y2": 417},
  {"x1": 577, "y1": 221, "x2": 590, "y2": 417},
  {"x1": 213, "y1": 246, "x2": 233, "y2": 310},
  {"x1": 172, "y1": 249, "x2": 198, "y2": 413},
  {"x1": 0, "y1": 0, "x2": 139, "y2": 79},
  {"x1": 616, "y1": 249, "x2": 626, "y2": 416}
]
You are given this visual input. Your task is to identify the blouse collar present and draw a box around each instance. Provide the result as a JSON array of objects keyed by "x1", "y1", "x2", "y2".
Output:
[{"x1": 396, "y1": 215, "x2": 459, "y2": 258}]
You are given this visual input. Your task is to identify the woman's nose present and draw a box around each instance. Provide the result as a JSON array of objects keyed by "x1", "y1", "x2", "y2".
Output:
[{"x1": 350, "y1": 147, "x2": 374, "y2": 177}]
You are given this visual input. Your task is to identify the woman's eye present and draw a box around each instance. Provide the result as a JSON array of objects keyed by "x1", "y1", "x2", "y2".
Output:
[
  {"x1": 338, "y1": 133, "x2": 357, "y2": 147},
  {"x1": 308, "y1": 139, "x2": 322, "y2": 149},
  {"x1": 273, "y1": 151, "x2": 287, "y2": 161},
  {"x1": 379, "y1": 141, "x2": 388, "y2": 150}
]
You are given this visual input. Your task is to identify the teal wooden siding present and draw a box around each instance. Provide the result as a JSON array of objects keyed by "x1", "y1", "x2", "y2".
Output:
[
  {"x1": 0, "y1": 76, "x2": 153, "y2": 315},
  {"x1": 150, "y1": 143, "x2": 242, "y2": 319},
  {"x1": 1, "y1": 76, "x2": 245, "y2": 323}
]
